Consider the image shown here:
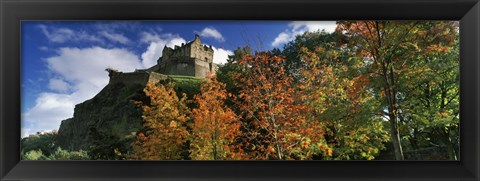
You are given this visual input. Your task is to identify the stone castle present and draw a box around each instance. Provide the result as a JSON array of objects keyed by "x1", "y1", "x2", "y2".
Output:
[
  {"x1": 156, "y1": 34, "x2": 216, "y2": 77},
  {"x1": 106, "y1": 34, "x2": 217, "y2": 85},
  {"x1": 56, "y1": 35, "x2": 219, "y2": 151}
]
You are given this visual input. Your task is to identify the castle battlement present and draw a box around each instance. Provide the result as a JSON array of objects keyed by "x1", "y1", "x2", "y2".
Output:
[
  {"x1": 106, "y1": 35, "x2": 216, "y2": 86},
  {"x1": 107, "y1": 68, "x2": 169, "y2": 86},
  {"x1": 157, "y1": 34, "x2": 217, "y2": 77}
]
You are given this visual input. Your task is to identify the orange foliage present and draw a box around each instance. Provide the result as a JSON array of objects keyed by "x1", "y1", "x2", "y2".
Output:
[
  {"x1": 190, "y1": 74, "x2": 243, "y2": 160},
  {"x1": 130, "y1": 82, "x2": 189, "y2": 160},
  {"x1": 234, "y1": 52, "x2": 325, "y2": 160}
]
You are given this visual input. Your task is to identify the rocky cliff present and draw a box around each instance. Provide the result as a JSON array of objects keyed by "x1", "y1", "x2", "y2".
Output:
[
  {"x1": 56, "y1": 81, "x2": 147, "y2": 155},
  {"x1": 55, "y1": 74, "x2": 201, "y2": 159}
]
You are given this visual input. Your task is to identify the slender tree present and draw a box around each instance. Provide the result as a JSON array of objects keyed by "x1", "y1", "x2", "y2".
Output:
[
  {"x1": 298, "y1": 42, "x2": 390, "y2": 160},
  {"x1": 336, "y1": 21, "x2": 456, "y2": 160},
  {"x1": 190, "y1": 75, "x2": 243, "y2": 160},
  {"x1": 131, "y1": 82, "x2": 190, "y2": 160},
  {"x1": 400, "y1": 33, "x2": 459, "y2": 160},
  {"x1": 234, "y1": 52, "x2": 327, "y2": 160}
]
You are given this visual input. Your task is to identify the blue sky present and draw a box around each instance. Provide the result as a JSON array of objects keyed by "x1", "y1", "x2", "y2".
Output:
[{"x1": 21, "y1": 21, "x2": 336, "y2": 137}]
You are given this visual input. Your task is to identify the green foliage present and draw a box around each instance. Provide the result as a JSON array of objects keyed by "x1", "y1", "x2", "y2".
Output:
[
  {"x1": 334, "y1": 21, "x2": 458, "y2": 160},
  {"x1": 282, "y1": 30, "x2": 342, "y2": 81},
  {"x1": 22, "y1": 150, "x2": 48, "y2": 160},
  {"x1": 86, "y1": 127, "x2": 130, "y2": 160},
  {"x1": 216, "y1": 46, "x2": 253, "y2": 109},
  {"x1": 48, "y1": 147, "x2": 90, "y2": 160},
  {"x1": 21, "y1": 131, "x2": 91, "y2": 160},
  {"x1": 398, "y1": 33, "x2": 460, "y2": 160},
  {"x1": 328, "y1": 119, "x2": 390, "y2": 160},
  {"x1": 170, "y1": 75, "x2": 203, "y2": 100},
  {"x1": 21, "y1": 131, "x2": 57, "y2": 157},
  {"x1": 22, "y1": 147, "x2": 90, "y2": 160},
  {"x1": 217, "y1": 62, "x2": 242, "y2": 95}
]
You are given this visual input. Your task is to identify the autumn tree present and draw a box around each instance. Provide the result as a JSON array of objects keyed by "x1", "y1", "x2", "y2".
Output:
[
  {"x1": 131, "y1": 82, "x2": 190, "y2": 160},
  {"x1": 399, "y1": 32, "x2": 459, "y2": 160},
  {"x1": 217, "y1": 46, "x2": 253, "y2": 97},
  {"x1": 297, "y1": 36, "x2": 389, "y2": 160},
  {"x1": 282, "y1": 31, "x2": 340, "y2": 81},
  {"x1": 336, "y1": 21, "x2": 457, "y2": 160},
  {"x1": 234, "y1": 52, "x2": 327, "y2": 160},
  {"x1": 190, "y1": 75, "x2": 243, "y2": 160}
]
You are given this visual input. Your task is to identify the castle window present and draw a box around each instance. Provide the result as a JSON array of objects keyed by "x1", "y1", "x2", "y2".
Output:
[{"x1": 209, "y1": 62, "x2": 212, "y2": 71}]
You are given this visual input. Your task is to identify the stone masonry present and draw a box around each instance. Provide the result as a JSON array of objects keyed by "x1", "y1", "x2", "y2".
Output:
[
  {"x1": 156, "y1": 34, "x2": 216, "y2": 78},
  {"x1": 106, "y1": 35, "x2": 217, "y2": 86}
]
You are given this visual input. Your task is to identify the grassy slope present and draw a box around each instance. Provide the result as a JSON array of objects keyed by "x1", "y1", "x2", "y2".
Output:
[{"x1": 169, "y1": 75, "x2": 204, "y2": 100}]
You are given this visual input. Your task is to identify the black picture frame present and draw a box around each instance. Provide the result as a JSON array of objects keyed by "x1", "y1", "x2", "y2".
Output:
[{"x1": 1, "y1": 0, "x2": 479, "y2": 180}]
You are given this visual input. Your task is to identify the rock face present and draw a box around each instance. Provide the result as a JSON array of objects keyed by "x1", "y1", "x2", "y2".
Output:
[
  {"x1": 56, "y1": 81, "x2": 148, "y2": 152},
  {"x1": 55, "y1": 35, "x2": 211, "y2": 158},
  {"x1": 54, "y1": 72, "x2": 201, "y2": 159}
]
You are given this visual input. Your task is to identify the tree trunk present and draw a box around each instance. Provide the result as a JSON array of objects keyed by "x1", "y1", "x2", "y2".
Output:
[
  {"x1": 371, "y1": 20, "x2": 404, "y2": 160},
  {"x1": 389, "y1": 111, "x2": 404, "y2": 160},
  {"x1": 443, "y1": 130, "x2": 457, "y2": 160},
  {"x1": 439, "y1": 82, "x2": 457, "y2": 160},
  {"x1": 383, "y1": 73, "x2": 404, "y2": 160},
  {"x1": 445, "y1": 139, "x2": 457, "y2": 160}
]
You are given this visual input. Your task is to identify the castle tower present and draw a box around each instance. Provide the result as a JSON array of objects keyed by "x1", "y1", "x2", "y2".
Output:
[{"x1": 155, "y1": 34, "x2": 215, "y2": 78}]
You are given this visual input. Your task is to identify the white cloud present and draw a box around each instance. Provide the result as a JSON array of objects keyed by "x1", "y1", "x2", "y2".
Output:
[
  {"x1": 167, "y1": 38, "x2": 187, "y2": 48},
  {"x1": 46, "y1": 47, "x2": 143, "y2": 88},
  {"x1": 290, "y1": 21, "x2": 337, "y2": 33},
  {"x1": 140, "y1": 32, "x2": 181, "y2": 44},
  {"x1": 22, "y1": 92, "x2": 77, "y2": 137},
  {"x1": 140, "y1": 32, "x2": 163, "y2": 43},
  {"x1": 39, "y1": 46, "x2": 49, "y2": 51},
  {"x1": 212, "y1": 47, "x2": 233, "y2": 65},
  {"x1": 93, "y1": 21, "x2": 141, "y2": 32},
  {"x1": 271, "y1": 21, "x2": 337, "y2": 47},
  {"x1": 271, "y1": 32, "x2": 291, "y2": 48},
  {"x1": 197, "y1": 27, "x2": 225, "y2": 42},
  {"x1": 22, "y1": 47, "x2": 143, "y2": 137},
  {"x1": 141, "y1": 42, "x2": 164, "y2": 68},
  {"x1": 140, "y1": 32, "x2": 186, "y2": 68},
  {"x1": 99, "y1": 31, "x2": 129, "y2": 44},
  {"x1": 38, "y1": 25, "x2": 103, "y2": 44},
  {"x1": 48, "y1": 78, "x2": 70, "y2": 92},
  {"x1": 21, "y1": 128, "x2": 33, "y2": 138}
]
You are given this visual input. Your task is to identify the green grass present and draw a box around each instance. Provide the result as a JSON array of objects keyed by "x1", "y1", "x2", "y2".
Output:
[
  {"x1": 169, "y1": 75, "x2": 203, "y2": 81},
  {"x1": 168, "y1": 75, "x2": 203, "y2": 100}
]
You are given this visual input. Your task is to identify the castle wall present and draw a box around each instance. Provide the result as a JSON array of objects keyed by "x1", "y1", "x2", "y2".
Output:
[
  {"x1": 109, "y1": 72, "x2": 149, "y2": 86},
  {"x1": 156, "y1": 35, "x2": 215, "y2": 78},
  {"x1": 194, "y1": 59, "x2": 213, "y2": 77},
  {"x1": 190, "y1": 43, "x2": 213, "y2": 63},
  {"x1": 147, "y1": 72, "x2": 170, "y2": 83},
  {"x1": 160, "y1": 57, "x2": 196, "y2": 76},
  {"x1": 172, "y1": 44, "x2": 191, "y2": 58},
  {"x1": 109, "y1": 72, "x2": 169, "y2": 86}
]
